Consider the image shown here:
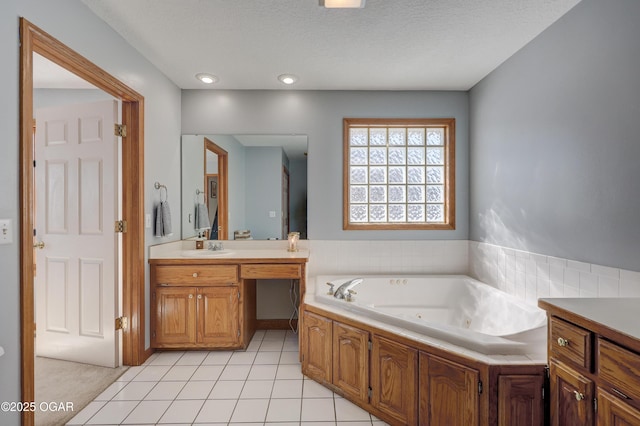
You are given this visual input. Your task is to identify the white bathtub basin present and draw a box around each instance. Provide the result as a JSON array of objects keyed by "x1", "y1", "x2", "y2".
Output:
[{"x1": 314, "y1": 275, "x2": 547, "y2": 356}]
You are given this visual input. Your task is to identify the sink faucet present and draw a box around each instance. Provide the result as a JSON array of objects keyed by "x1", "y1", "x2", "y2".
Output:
[
  {"x1": 208, "y1": 241, "x2": 224, "y2": 251},
  {"x1": 334, "y1": 278, "x2": 363, "y2": 299}
]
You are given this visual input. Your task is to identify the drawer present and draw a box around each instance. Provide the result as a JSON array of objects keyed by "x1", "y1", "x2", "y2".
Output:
[
  {"x1": 598, "y1": 338, "x2": 640, "y2": 404},
  {"x1": 240, "y1": 264, "x2": 301, "y2": 279},
  {"x1": 549, "y1": 317, "x2": 592, "y2": 370},
  {"x1": 154, "y1": 265, "x2": 238, "y2": 285}
]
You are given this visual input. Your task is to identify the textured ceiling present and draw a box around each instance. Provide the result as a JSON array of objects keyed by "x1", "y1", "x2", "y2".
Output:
[{"x1": 81, "y1": 0, "x2": 581, "y2": 90}]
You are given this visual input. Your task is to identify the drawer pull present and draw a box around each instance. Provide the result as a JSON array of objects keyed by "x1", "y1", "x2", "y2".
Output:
[
  {"x1": 574, "y1": 391, "x2": 585, "y2": 401},
  {"x1": 192, "y1": 272, "x2": 198, "y2": 278},
  {"x1": 557, "y1": 337, "x2": 570, "y2": 347},
  {"x1": 612, "y1": 388, "x2": 631, "y2": 400}
]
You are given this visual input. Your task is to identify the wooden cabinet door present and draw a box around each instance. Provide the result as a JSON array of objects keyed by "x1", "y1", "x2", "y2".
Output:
[
  {"x1": 301, "y1": 311, "x2": 332, "y2": 384},
  {"x1": 197, "y1": 286, "x2": 240, "y2": 347},
  {"x1": 153, "y1": 287, "x2": 196, "y2": 346},
  {"x1": 549, "y1": 360, "x2": 594, "y2": 426},
  {"x1": 597, "y1": 388, "x2": 640, "y2": 426},
  {"x1": 333, "y1": 321, "x2": 369, "y2": 403},
  {"x1": 419, "y1": 352, "x2": 479, "y2": 426},
  {"x1": 498, "y1": 374, "x2": 544, "y2": 426},
  {"x1": 371, "y1": 336, "x2": 418, "y2": 425}
]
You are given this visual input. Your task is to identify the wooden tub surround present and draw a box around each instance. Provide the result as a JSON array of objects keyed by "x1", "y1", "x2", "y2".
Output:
[
  {"x1": 539, "y1": 298, "x2": 640, "y2": 426},
  {"x1": 301, "y1": 301, "x2": 547, "y2": 426}
]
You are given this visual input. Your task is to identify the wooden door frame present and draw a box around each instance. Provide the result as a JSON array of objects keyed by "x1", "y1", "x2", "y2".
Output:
[
  {"x1": 282, "y1": 165, "x2": 290, "y2": 238},
  {"x1": 204, "y1": 138, "x2": 228, "y2": 239},
  {"x1": 19, "y1": 18, "x2": 146, "y2": 425}
]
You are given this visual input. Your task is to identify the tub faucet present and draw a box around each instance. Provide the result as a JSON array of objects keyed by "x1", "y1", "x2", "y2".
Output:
[{"x1": 334, "y1": 278, "x2": 363, "y2": 299}]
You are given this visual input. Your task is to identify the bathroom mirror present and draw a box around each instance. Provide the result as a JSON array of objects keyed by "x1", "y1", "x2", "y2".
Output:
[{"x1": 181, "y1": 134, "x2": 308, "y2": 240}]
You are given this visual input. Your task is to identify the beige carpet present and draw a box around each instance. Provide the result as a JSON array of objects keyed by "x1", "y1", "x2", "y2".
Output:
[{"x1": 35, "y1": 356, "x2": 128, "y2": 426}]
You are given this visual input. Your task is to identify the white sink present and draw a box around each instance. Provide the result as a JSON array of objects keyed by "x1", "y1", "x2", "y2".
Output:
[{"x1": 181, "y1": 249, "x2": 234, "y2": 257}]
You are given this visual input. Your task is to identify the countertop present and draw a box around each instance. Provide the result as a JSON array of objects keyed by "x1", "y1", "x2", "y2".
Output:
[
  {"x1": 149, "y1": 240, "x2": 309, "y2": 262},
  {"x1": 539, "y1": 298, "x2": 640, "y2": 349}
]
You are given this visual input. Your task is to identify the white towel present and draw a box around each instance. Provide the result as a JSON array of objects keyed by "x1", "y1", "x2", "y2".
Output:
[
  {"x1": 155, "y1": 200, "x2": 173, "y2": 237},
  {"x1": 195, "y1": 203, "x2": 210, "y2": 230}
]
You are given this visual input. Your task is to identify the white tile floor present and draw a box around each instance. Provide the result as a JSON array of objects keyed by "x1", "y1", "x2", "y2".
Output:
[{"x1": 67, "y1": 330, "x2": 390, "y2": 425}]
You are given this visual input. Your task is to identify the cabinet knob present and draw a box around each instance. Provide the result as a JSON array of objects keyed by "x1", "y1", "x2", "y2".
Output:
[
  {"x1": 574, "y1": 391, "x2": 585, "y2": 401},
  {"x1": 197, "y1": 294, "x2": 202, "y2": 299},
  {"x1": 192, "y1": 272, "x2": 198, "y2": 278},
  {"x1": 189, "y1": 294, "x2": 194, "y2": 299},
  {"x1": 557, "y1": 337, "x2": 570, "y2": 347}
]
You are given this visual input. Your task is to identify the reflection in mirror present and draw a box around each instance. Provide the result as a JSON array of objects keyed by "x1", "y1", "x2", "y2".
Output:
[{"x1": 181, "y1": 134, "x2": 308, "y2": 240}]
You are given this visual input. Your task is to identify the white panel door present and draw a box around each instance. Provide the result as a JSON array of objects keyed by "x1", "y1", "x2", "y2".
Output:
[{"x1": 35, "y1": 100, "x2": 119, "y2": 368}]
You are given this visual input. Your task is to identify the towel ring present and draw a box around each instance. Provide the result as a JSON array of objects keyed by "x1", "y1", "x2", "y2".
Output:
[{"x1": 155, "y1": 181, "x2": 168, "y2": 202}]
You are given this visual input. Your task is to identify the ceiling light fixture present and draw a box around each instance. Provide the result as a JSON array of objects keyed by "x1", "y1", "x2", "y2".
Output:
[
  {"x1": 320, "y1": 0, "x2": 365, "y2": 8},
  {"x1": 195, "y1": 73, "x2": 218, "y2": 84},
  {"x1": 278, "y1": 74, "x2": 298, "y2": 85}
]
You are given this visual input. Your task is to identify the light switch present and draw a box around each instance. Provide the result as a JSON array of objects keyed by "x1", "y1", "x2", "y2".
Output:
[
  {"x1": 269, "y1": 211, "x2": 276, "y2": 218},
  {"x1": 145, "y1": 214, "x2": 152, "y2": 228},
  {"x1": 0, "y1": 219, "x2": 13, "y2": 244}
]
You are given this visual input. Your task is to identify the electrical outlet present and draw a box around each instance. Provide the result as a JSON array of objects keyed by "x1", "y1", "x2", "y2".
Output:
[
  {"x1": 0, "y1": 219, "x2": 13, "y2": 244},
  {"x1": 145, "y1": 214, "x2": 152, "y2": 228},
  {"x1": 269, "y1": 211, "x2": 276, "y2": 218}
]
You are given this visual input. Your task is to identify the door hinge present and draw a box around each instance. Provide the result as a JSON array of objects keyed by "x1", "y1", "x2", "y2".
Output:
[
  {"x1": 115, "y1": 220, "x2": 127, "y2": 233},
  {"x1": 368, "y1": 387, "x2": 373, "y2": 399},
  {"x1": 368, "y1": 340, "x2": 372, "y2": 351},
  {"x1": 114, "y1": 123, "x2": 127, "y2": 137},
  {"x1": 238, "y1": 290, "x2": 241, "y2": 299},
  {"x1": 478, "y1": 381, "x2": 483, "y2": 394},
  {"x1": 115, "y1": 316, "x2": 128, "y2": 330},
  {"x1": 237, "y1": 329, "x2": 241, "y2": 337},
  {"x1": 542, "y1": 386, "x2": 545, "y2": 400},
  {"x1": 594, "y1": 397, "x2": 598, "y2": 413}
]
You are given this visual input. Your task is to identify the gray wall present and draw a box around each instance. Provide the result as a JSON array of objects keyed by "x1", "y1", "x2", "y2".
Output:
[
  {"x1": 469, "y1": 0, "x2": 640, "y2": 272},
  {"x1": 246, "y1": 147, "x2": 284, "y2": 240},
  {"x1": 182, "y1": 90, "x2": 470, "y2": 241},
  {"x1": 0, "y1": 1, "x2": 181, "y2": 418}
]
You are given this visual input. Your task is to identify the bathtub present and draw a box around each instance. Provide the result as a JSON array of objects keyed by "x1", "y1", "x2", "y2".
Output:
[{"x1": 313, "y1": 275, "x2": 547, "y2": 356}]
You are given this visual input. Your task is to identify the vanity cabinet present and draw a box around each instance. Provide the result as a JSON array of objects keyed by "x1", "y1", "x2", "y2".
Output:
[
  {"x1": 151, "y1": 263, "x2": 251, "y2": 350},
  {"x1": 540, "y1": 299, "x2": 640, "y2": 426},
  {"x1": 549, "y1": 359, "x2": 594, "y2": 426},
  {"x1": 154, "y1": 285, "x2": 240, "y2": 348},
  {"x1": 597, "y1": 388, "x2": 640, "y2": 425}
]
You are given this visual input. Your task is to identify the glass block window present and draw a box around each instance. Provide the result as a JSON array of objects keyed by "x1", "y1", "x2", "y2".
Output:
[{"x1": 343, "y1": 118, "x2": 455, "y2": 230}]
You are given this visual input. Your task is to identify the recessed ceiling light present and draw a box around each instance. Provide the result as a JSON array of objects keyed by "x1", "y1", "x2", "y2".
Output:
[
  {"x1": 278, "y1": 74, "x2": 298, "y2": 85},
  {"x1": 320, "y1": 0, "x2": 365, "y2": 8},
  {"x1": 195, "y1": 73, "x2": 218, "y2": 84}
]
